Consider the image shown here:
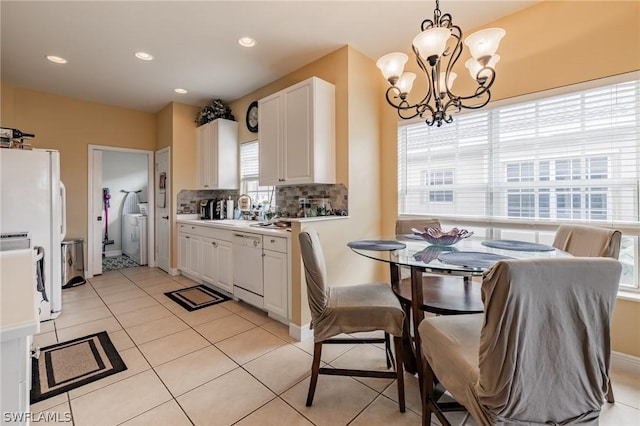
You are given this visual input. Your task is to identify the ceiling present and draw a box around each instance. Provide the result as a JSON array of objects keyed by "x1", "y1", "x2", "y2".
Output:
[{"x1": 1, "y1": 1, "x2": 538, "y2": 113}]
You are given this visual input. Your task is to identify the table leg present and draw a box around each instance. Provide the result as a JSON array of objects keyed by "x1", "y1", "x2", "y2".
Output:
[
  {"x1": 411, "y1": 266, "x2": 426, "y2": 395},
  {"x1": 389, "y1": 264, "x2": 417, "y2": 374}
]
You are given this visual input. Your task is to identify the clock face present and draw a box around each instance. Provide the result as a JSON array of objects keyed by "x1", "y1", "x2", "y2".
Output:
[{"x1": 246, "y1": 101, "x2": 259, "y2": 133}]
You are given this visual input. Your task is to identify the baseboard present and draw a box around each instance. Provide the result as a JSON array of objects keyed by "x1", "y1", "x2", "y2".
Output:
[
  {"x1": 104, "y1": 250, "x2": 122, "y2": 257},
  {"x1": 612, "y1": 351, "x2": 640, "y2": 375},
  {"x1": 164, "y1": 267, "x2": 180, "y2": 276},
  {"x1": 289, "y1": 322, "x2": 313, "y2": 342}
]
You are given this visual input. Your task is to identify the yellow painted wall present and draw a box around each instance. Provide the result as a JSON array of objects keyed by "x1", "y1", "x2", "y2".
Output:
[
  {"x1": 0, "y1": 82, "x2": 156, "y2": 243},
  {"x1": 229, "y1": 46, "x2": 385, "y2": 325},
  {"x1": 379, "y1": 1, "x2": 640, "y2": 355},
  {"x1": 155, "y1": 102, "x2": 199, "y2": 269}
]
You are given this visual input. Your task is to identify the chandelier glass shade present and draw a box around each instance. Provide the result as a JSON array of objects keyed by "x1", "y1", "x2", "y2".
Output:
[{"x1": 377, "y1": 0, "x2": 505, "y2": 127}]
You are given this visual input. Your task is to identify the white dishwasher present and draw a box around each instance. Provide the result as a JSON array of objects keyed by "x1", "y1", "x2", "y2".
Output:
[{"x1": 232, "y1": 232, "x2": 264, "y2": 309}]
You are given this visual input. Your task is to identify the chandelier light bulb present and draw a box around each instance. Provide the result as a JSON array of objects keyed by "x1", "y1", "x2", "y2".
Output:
[
  {"x1": 464, "y1": 28, "x2": 506, "y2": 61},
  {"x1": 397, "y1": 72, "x2": 417, "y2": 96},
  {"x1": 376, "y1": 52, "x2": 409, "y2": 84},
  {"x1": 412, "y1": 27, "x2": 451, "y2": 63},
  {"x1": 465, "y1": 55, "x2": 500, "y2": 81},
  {"x1": 438, "y1": 72, "x2": 457, "y2": 95}
]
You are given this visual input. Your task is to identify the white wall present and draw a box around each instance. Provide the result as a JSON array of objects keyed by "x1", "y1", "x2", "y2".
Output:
[{"x1": 102, "y1": 151, "x2": 148, "y2": 254}]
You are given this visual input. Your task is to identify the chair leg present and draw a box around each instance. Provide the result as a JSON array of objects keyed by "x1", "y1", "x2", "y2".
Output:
[
  {"x1": 306, "y1": 341, "x2": 323, "y2": 407},
  {"x1": 393, "y1": 336, "x2": 406, "y2": 413},
  {"x1": 384, "y1": 332, "x2": 393, "y2": 369},
  {"x1": 422, "y1": 357, "x2": 452, "y2": 426}
]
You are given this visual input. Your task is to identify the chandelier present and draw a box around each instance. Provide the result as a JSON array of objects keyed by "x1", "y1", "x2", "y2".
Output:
[{"x1": 376, "y1": 0, "x2": 505, "y2": 127}]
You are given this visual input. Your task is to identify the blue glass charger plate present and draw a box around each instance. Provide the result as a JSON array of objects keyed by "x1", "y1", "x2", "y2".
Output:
[
  {"x1": 437, "y1": 251, "x2": 514, "y2": 269},
  {"x1": 347, "y1": 240, "x2": 407, "y2": 251},
  {"x1": 481, "y1": 240, "x2": 555, "y2": 252}
]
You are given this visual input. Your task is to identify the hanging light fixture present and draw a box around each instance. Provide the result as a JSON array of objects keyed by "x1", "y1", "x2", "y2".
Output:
[{"x1": 377, "y1": 0, "x2": 505, "y2": 127}]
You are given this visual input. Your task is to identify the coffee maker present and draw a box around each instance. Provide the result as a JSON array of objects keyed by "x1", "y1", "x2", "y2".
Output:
[{"x1": 199, "y1": 199, "x2": 215, "y2": 220}]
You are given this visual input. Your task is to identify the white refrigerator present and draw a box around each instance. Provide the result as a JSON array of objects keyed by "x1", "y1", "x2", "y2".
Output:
[{"x1": 0, "y1": 148, "x2": 66, "y2": 321}]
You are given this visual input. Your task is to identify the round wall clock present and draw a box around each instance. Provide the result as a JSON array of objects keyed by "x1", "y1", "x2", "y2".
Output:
[{"x1": 246, "y1": 101, "x2": 259, "y2": 133}]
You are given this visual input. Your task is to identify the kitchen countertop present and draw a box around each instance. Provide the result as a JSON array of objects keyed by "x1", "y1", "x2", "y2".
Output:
[
  {"x1": 176, "y1": 214, "x2": 349, "y2": 236},
  {"x1": 177, "y1": 216, "x2": 291, "y2": 237}
]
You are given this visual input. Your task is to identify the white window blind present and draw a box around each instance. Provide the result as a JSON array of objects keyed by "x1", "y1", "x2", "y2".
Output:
[
  {"x1": 240, "y1": 141, "x2": 274, "y2": 206},
  {"x1": 398, "y1": 78, "x2": 640, "y2": 288}
]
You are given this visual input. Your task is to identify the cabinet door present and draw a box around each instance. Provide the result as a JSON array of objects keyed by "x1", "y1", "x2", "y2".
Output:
[
  {"x1": 187, "y1": 235, "x2": 201, "y2": 277},
  {"x1": 206, "y1": 121, "x2": 219, "y2": 188},
  {"x1": 178, "y1": 232, "x2": 189, "y2": 272},
  {"x1": 200, "y1": 237, "x2": 217, "y2": 284},
  {"x1": 216, "y1": 240, "x2": 233, "y2": 293},
  {"x1": 263, "y1": 249, "x2": 288, "y2": 318},
  {"x1": 283, "y1": 81, "x2": 313, "y2": 184},
  {"x1": 196, "y1": 122, "x2": 211, "y2": 189},
  {"x1": 258, "y1": 94, "x2": 283, "y2": 186}
]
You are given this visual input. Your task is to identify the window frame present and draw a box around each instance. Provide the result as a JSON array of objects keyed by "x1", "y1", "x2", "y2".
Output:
[{"x1": 396, "y1": 72, "x2": 640, "y2": 291}]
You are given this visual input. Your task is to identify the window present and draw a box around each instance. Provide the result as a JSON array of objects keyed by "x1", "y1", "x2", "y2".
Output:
[
  {"x1": 427, "y1": 169, "x2": 454, "y2": 203},
  {"x1": 398, "y1": 77, "x2": 640, "y2": 289},
  {"x1": 240, "y1": 141, "x2": 274, "y2": 207}
]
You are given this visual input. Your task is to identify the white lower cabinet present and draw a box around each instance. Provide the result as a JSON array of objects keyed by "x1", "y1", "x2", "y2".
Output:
[
  {"x1": 178, "y1": 222, "x2": 290, "y2": 321},
  {"x1": 263, "y1": 236, "x2": 289, "y2": 319},
  {"x1": 201, "y1": 237, "x2": 233, "y2": 294},
  {"x1": 178, "y1": 231, "x2": 201, "y2": 278},
  {"x1": 178, "y1": 224, "x2": 232, "y2": 293}
]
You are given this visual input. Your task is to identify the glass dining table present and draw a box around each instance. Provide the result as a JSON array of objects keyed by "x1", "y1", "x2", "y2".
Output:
[{"x1": 348, "y1": 235, "x2": 571, "y2": 375}]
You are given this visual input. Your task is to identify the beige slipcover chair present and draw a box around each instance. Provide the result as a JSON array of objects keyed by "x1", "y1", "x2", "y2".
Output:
[
  {"x1": 552, "y1": 224, "x2": 622, "y2": 403},
  {"x1": 418, "y1": 257, "x2": 621, "y2": 426},
  {"x1": 552, "y1": 224, "x2": 622, "y2": 258},
  {"x1": 299, "y1": 228, "x2": 406, "y2": 412}
]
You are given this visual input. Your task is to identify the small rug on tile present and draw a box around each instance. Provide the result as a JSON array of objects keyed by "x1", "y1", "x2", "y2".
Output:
[
  {"x1": 30, "y1": 331, "x2": 127, "y2": 403},
  {"x1": 164, "y1": 285, "x2": 230, "y2": 311},
  {"x1": 102, "y1": 255, "x2": 139, "y2": 272}
]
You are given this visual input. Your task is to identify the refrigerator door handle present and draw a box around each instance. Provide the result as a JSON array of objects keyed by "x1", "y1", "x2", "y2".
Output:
[{"x1": 60, "y1": 181, "x2": 67, "y2": 240}]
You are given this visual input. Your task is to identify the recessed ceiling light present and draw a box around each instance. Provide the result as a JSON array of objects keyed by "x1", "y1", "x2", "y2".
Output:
[
  {"x1": 134, "y1": 51, "x2": 154, "y2": 61},
  {"x1": 238, "y1": 37, "x2": 256, "y2": 48},
  {"x1": 174, "y1": 88, "x2": 188, "y2": 94},
  {"x1": 46, "y1": 55, "x2": 67, "y2": 64}
]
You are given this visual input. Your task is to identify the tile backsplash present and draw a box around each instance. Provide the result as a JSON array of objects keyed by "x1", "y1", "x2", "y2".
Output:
[{"x1": 176, "y1": 183, "x2": 348, "y2": 217}]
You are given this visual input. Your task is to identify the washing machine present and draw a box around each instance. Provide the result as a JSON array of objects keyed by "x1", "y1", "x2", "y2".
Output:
[{"x1": 122, "y1": 214, "x2": 147, "y2": 265}]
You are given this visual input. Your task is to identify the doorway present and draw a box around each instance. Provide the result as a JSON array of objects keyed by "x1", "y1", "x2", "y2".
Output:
[{"x1": 87, "y1": 145, "x2": 155, "y2": 277}]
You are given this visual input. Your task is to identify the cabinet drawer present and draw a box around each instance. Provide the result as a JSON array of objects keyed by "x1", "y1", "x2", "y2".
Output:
[
  {"x1": 178, "y1": 223, "x2": 231, "y2": 241},
  {"x1": 263, "y1": 236, "x2": 287, "y2": 253}
]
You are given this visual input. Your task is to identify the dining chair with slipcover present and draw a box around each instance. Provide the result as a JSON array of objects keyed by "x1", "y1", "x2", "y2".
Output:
[
  {"x1": 418, "y1": 257, "x2": 621, "y2": 426},
  {"x1": 552, "y1": 224, "x2": 622, "y2": 259},
  {"x1": 552, "y1": 223, "x2": 622, "y2": 403},
  {"x1": 298, "y1": 228, "x2": 406, "y2": 412}
]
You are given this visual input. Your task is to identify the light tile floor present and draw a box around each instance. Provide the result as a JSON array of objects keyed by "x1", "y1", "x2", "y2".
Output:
[{"x1": 30, "y1": 266, "x2": 640, "y2": 426}]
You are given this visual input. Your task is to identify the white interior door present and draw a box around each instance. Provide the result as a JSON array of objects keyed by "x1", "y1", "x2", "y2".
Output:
[
  {"x1": 156, "y1": 147, "x2": 171, "y2": 273},
  {"x1": 91, "y1": 149, "x2": 103, "y2": 275}
]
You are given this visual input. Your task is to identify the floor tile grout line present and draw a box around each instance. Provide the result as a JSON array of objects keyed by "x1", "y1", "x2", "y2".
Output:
[{"x1": 66, "y1": 270, "x2": 198, "y2": 423}]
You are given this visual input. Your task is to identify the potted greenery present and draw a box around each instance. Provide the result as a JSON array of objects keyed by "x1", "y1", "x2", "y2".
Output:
[{"x1": 194, "y1": 99, "x2": 235, "y2": 126}]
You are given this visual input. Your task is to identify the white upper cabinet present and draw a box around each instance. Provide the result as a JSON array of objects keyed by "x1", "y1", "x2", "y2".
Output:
[
  {"x1": 259, "y1": 77, "x2": 335, "y2": 186},
  {"x1": 196, "y1": 118, "x2": 239, "y2": 189}
]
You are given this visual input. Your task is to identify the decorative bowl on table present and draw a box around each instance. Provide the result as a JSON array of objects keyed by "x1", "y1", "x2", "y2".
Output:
[{"x1": 412, "y1": 226, "x2": 474, "y2": 246}]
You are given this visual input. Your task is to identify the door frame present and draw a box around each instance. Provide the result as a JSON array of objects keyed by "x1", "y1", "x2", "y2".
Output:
[
  {"x1": 87, "y1": 144, "x2": 156, "y2": 277},
  {"x1": 155, "y1": 147, "x2": 174, "y2": 274}
]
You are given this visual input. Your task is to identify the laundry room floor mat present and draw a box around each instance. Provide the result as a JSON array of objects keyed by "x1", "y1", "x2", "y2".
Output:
[
  {"x1": 164, "y1": 285, "x2": 230, "y2": 311},
  {"x1": 102, "y1": 255, "x2": 139, "y2": 272},
  {"x1": 31, "y1": 331, "x2": 127, "y2": 403}
]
